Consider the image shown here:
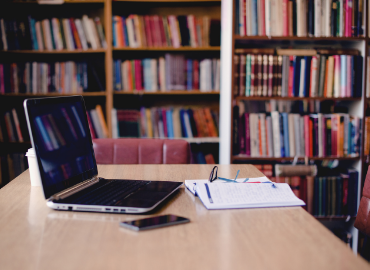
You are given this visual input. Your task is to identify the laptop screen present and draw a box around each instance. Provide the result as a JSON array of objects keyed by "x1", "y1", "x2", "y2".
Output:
[{"x1": 24, "y1": 96, "x2": 98, "y2": 199}]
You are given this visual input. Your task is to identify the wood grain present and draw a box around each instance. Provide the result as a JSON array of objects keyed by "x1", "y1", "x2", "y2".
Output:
[{"x1": 0, "y1": 165, "x2": 368, "y2": 270}]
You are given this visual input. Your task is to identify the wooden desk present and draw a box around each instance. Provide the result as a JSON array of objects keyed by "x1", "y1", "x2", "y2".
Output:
[{"x1": 0, "y1": 165, "x2": 368, "y2": 270}]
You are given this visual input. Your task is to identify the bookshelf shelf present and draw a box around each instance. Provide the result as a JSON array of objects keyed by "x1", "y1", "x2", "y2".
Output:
[
  {"x1": 1, "y1": 49, "x2": 107, "y2": 54},
  {"x1": 11, "y1": 0, "x2": 105, "y2": 3},
  {"x1": 1, "y1": 92, "x2": 107, "y2": 97},
  {"x1": 113, "y1": 47, "x2": 220, "y2": 51},
  {"x1": 232, "y1": 156, "x2": 360, "y2": 161},
  {"x1": 234, "y1": 35, "x2": 366, "y2": 42},
  {"x1": 236, "y1": 97, "x2": 362, "y2": 102},
  {"x1": 114, "y1": 90, "x2": 219, "y2": 95}
]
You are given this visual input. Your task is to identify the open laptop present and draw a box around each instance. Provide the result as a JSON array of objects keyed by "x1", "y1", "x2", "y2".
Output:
[{"x1": 24, "y1": 96, "x2": 183, "y2": 214}]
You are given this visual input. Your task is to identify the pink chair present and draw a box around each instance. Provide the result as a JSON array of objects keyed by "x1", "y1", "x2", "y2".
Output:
[{"x1": 92, "y1": 138, "x2": 190, "y2": 164}]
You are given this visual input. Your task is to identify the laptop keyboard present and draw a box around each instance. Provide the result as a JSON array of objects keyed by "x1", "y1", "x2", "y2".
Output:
[{"x1": 58, "y1": 180, "x2": 150, "y2": 206}]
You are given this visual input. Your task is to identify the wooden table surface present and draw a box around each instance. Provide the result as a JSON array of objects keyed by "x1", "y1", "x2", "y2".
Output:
[{"x1": 0, "y1": 164, "x2": 368, "y2": 270}]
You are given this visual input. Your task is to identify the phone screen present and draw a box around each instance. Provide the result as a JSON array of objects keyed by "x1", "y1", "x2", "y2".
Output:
[{"x1": 120, "y1": 215, "x2": 190, "y2": 231}]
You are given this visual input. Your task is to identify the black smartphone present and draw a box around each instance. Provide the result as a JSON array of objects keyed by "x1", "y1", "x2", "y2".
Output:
[{"x1": 120, "y1": 215, "x2": 190, "y2": 231}]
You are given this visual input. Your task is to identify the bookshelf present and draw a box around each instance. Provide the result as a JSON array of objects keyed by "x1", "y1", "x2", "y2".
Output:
[
  {"x1": 220, "y1": 0, "x2": 368, "y2": 254},
  {"x1": 0, "y1": 0, "x2": 221, "y2": 180}
]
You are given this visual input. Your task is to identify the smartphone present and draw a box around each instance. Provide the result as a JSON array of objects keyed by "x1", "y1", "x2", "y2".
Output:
[{"x1": 120, "y1": 214, "x2": 190, "y2": 231}]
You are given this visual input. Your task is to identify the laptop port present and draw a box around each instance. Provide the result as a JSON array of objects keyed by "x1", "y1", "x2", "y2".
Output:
[
  {"x1": 113, "y1": 209, "x2": 119, "y2": 212},
  {"x1": 120, "y1": 209, "x2": 126, "y2": 212},
  {"x1": 105, "y1": 208, "x2": 111, "y2": 211},
  {"x1": 68, "y1": 207, "x2": 73, "y2": 211}
]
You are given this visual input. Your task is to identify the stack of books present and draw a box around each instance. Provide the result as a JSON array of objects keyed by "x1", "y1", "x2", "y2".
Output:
[
  {"x1": 112, "y1": 15, "x2": 220, "y2": 48},
  {"x1": 233, "y1": 108, "x2": 362, "y2": 158},
  {"x1": 86, "y1": 105, "x2": 109, "y2": 139},
  {"x1": 272, "y1": 169, "x2": 358, "y2": 217},
  {"x1": 113, "y1": 55, "x2": 220, "y2": 92},
  {"x1": 234, "y1": 49, "x2": 363, "y2": 97},
  {"x1": 111, "y1": 107, "x2": 219, "y2": 139},
  {"x1": 235, "y1": 0, "x2": 365, "y2": 37},
  {"x1": 0, "y1": 15, "x2": 106, "y2": 51},
  {"x1": 0, "y1": 61, "x2": 105, "y2": 94},
  {"x1": 0, "y1": 109, "x2": 29, "y2": 142}
]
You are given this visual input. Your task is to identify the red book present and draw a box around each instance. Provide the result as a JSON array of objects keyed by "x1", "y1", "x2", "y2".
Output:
[
  {"x1": 288, "y1": 56, "x2": 294, "y2": 96},
  {"x1": 268, "y1": 55, "x2": 273, "y2": 96},
  {"x1": 331, "y1": 115, "x2": 338, "y2": 156},
  {"x1": 262, "y1": 164, "x2": 273, "y2": 178},
  {"x1": 193, "y1": 60, "x2": 199, "y2": 89},
  {"x1": 86, "y1": 111, "x2": 96, "y2": 139},
  {"x1": 346, "y1": 0, "x2": 352, "y2": 37},
  {"x1": 144, "y1": 16, "x2": 153, "y2": 47},
  {"x1": 69, "y1": 18, "x2": 82, "y2": 49},
  {"x1": 342, "y1": 175, "x2": 349, "y2": 214},
  {"x1": 205, "y1": 154, "x2": 215, "y2": 164},
  {"x1": 250, "y1": 55, "x2": 255, "y2": 96},
  {"x1": 149, "y1": 16, "x2": 158, "y2": 47},
  {"x1": 239, "y1": 55, "x2": 246, "y2": 96},
  {"x1": 191, "y1": 16, "x2": 198, "y2": 46},
  {"x1": 162, "y1": 109, "x2": 168, "y2": 137},
  {"x1": 158, "y1": 17, "x2": 167, "y2": 47},
  {"x1": 257, "y1": 55, "x2": 262, "y2": 96},
  {"x1": 153, "y1": 16, "x2": 162, "y2": 47},
  {"x1": 134, "y1": 60, "x2": 140, "y2": 90},
  {"x1": 117, "y1": 17, "x2": 125, "y2": 47}
]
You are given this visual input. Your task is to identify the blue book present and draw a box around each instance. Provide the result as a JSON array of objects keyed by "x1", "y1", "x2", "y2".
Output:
[
  {"x1": 115, "y1": 60, "x2": 121, "y2": 90},
  {"x1": 112, "y1": 18, "x2": 117, "y2": 47},
  {"x1": 187, "y1": 59, "x2": 192, "y2": 90},
  {"x1": 251, "y1": 0, "x2": 258, "y2": 35},
  {"x1": 349, "y1": 120, "x2": 353, "y2": 155},
  {"x1": 28, "y1": 17, "x2": 38, "y2": 50},
  {"x1": 282, "y1": 113, "x2": 290, "y2": 157},
  {"x1": 179, "y1": 109, "x2": 187, "y2": 137},
  {"x1": 245, "y1": 55, "x2": 251, "y2": 96},
  {"x1": 166, "y1": 110, "x2": 173, "y2": 138},
  {"x1": 143, "y1": 59, "x2": 149, "y2": 91},
  {"x1": 196, "y1": 152, "x2": 207, "y2": 164},
  {"x1": 122, "y1": 17, "x2": 129, "y2": 47},
  {"x1": 303, "y1": 56, "x2": 311, "y2": 97},
  {"x1": 279, "y1": 114, "x2": 285, "y2": 157},
  {"x1": 292, "y1": 56, "x2": 301, "y2": 97}
]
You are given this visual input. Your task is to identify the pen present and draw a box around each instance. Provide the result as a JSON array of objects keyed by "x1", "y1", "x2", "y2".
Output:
[{"x1": 204, "y1": 183, "x2": 213, "y2": 203}]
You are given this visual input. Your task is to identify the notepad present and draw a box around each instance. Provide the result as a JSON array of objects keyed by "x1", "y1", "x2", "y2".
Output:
[{"x1": 186, "y1": 181, "x2": 305, "y2": 210}]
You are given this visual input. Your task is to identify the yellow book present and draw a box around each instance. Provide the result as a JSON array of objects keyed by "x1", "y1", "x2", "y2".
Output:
[
  {"x1": 326, "y1": 56, "x2": 334, "y2": 97},
  {"x1": 95, "y1": 105, "x2": 109, "y2": 138},
  {"x1": 145, "y1": 108, "x2": 153, "y2": 138}
]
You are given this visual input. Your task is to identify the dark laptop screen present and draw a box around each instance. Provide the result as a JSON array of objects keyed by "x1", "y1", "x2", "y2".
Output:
[{"x1": 25, "y1": 96, "x2": 98, "y2": 199}]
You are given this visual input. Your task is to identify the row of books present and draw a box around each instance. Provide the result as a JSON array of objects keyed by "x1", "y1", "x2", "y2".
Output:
[
  {"x1": 111, "y1": 107, "x2": 219, "y2": 139},
  {"x1": 0, "y1": 61, "x2": 104, "y2": 94},
  {"x1": 0, "y1": 15, "x2": 106, "y2": 51},
  {"x1": 273, "y1": 172, "x2": 358, "y2": 217},
  {"x1": 86, "y1": 105, "x2": 109, "y2": 139},
  {"x1": 112, "y1": 15, "x2": 220, "y2": 48},
  {"x1": 0, "y1": 154, "x2": 28, "y2": 186},
  {"x1": 254, "y1": 164, "x2": 358, "y2": 217},
  {"x1": 0, "y1": 109, "x2": 29, "y2": 143},
  {"x1": 234, "y1": 52, "x2": 363, "y2": 97},
  {"x1": 113, "y1": 55, "x2": 220, "y2": 92},
  {"x1": 366, "y1": 56, "x2": 370, "y2": 98},
  {"x1": 192, "y1": 151, "x2": 216, "y2": 164},
  {"x1": 233, "y1": 108, "x2": 362, "y2": 158},
  {"x1": 235, "y1": 0, "x2": 365, "y2": 37}
]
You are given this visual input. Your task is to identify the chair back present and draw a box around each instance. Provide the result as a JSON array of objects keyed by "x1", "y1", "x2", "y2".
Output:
[
  {"x1": 93, "y1": 138, "x2": 190, "y2": 164},
  {"x1": 354, "y1": 166, "x2": 370, "y2": 236}
]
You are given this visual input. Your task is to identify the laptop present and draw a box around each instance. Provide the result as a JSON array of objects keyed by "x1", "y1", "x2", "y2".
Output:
[{"x1": 24, "y1": 96, "x2": 183, "y2": 214}]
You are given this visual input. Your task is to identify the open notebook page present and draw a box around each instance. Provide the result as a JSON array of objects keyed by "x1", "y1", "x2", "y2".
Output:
[{"x1": 195, "y1": 183, "x2": 305, "y2": 210}]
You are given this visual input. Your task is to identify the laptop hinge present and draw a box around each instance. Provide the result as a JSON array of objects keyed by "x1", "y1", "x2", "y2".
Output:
[{"x1": 50, "y1": 175, "x2": 100, "y2": 201}]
